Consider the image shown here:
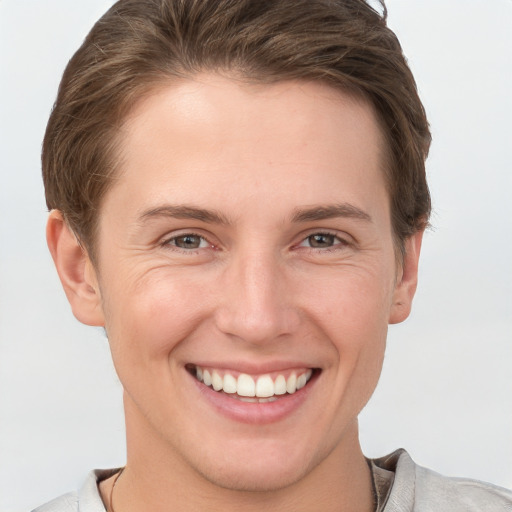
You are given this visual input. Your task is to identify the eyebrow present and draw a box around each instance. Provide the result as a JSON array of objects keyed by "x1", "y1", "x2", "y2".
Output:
[
  {"x1": 291, "y1": 204, "x2": 372, "y2": 223},
  {"x1": 138, "y1": 203, "x2": 372, "y2": 226},
  {"x1": 138, "y1": 205, "x2": 231, "y2": 225}
]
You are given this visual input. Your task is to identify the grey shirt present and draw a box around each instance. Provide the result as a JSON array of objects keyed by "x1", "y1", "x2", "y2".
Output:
[{"x1": 32, "y1": 449, "x2": 512, "y2": 512}]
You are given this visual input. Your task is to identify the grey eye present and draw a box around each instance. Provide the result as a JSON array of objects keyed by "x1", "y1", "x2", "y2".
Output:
[
  {"x1": 172, "y1": 235, "x2": 206, "y2": 249},
  {"x1": 307, "y1": 234, "x2": 336, "y2": 248}
]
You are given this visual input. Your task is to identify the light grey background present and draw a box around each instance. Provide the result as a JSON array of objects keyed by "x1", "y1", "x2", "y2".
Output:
[{"x1": 1, "y1": 1, "x2": 511, "y2": 510}]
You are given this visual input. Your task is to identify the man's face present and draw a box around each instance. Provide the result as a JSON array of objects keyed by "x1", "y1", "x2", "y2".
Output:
[{"x1": 87, "y1": 75, "x2": 418, "y2": 491}]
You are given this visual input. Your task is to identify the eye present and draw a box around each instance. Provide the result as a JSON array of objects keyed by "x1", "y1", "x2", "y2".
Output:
[
  {"x1": 298, "y1": 232, "x2": 348, "y2": 250},
  {"x1": 166, "y1": 234, "x2": 211, "y2": 250}
]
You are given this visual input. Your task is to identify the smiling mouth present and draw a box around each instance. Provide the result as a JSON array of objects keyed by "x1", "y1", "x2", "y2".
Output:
[{"x1": 188, "y1": 365, "x2": 317, "y2": 403}]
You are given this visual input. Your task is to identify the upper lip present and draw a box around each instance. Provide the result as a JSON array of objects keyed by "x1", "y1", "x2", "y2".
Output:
[{"x1": 186, "y1": 360, "x2": 318, "y2": 375}]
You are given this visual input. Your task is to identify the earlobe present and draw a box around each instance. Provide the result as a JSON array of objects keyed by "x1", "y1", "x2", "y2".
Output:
[
  {"x1": 46, "y1": 210, "x2": 105, "y2": 326},
  {"x1": 388, "y1": 230, "x2": 424, "y2": 325}
]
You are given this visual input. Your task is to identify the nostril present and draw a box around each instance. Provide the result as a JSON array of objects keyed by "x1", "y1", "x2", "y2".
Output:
[{"x1": 214, "y1": 307, "x2": 301, "y2": 346}]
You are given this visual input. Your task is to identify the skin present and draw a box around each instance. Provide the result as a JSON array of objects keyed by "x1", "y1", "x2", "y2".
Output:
[{"x1": 47, "y1": 75, "x2": 422, "y2": 512}]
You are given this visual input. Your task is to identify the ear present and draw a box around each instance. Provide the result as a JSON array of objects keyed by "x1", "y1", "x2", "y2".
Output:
[
  {"x1": 46, "y1": 210, "x2": 105, "y2": 326},
  {"x1": 388, "y1": 230, "x2": 424, "y2": 325}
]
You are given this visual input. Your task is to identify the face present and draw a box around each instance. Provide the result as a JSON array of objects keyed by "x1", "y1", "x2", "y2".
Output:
[{"x1": 76, "y1": 75, "x2": 420, "y2": 491}]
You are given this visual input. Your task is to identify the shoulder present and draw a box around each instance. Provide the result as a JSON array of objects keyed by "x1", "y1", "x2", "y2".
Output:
[
  {"x1": 374, "y1": 449, "x2": 512, "y2": 512},
  {"x1": 412, "y1": 460, "x2": 512, "y2": 511},
  {"x1": 31, "y1": 491, "x2": 79, "y2": 512},
  {"x1": 31, "y1": 469, "x2": 119, "y2": 512}
]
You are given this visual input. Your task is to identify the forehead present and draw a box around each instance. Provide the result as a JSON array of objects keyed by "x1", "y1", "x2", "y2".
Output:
[
  {"x1": 108, "y1": 75, "x2": 388, "y2": 223},
  {"x1": 123, "y1": 75, "x2": 383, "y2": 155}
]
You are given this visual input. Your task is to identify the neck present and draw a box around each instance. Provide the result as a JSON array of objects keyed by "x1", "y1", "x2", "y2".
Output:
[{"x1": 107, "y1": 395, "x2": 374, "y2": 512}]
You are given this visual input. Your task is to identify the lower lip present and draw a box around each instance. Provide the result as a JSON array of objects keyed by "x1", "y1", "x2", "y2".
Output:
[{"x1": 190, "y1": 371, "x2": 318, "y2": 425}]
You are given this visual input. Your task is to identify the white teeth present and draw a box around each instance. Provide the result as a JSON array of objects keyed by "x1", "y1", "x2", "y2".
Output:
[
  {"x1": 258, "y1": 397, "x2": 278, "y2": 403},
  {"x1": 194, "y1": 367, "x2": 314, "y2": 398},
  {"x1": 274, "y1": 374, "x2": 287, "y2": 395},
  {"x1": 212, "y1": 370, "x2": 223, "y2": 391},
  {"x1": 256, "y1": 375, "x2": 274, "y2": 398},
  {"x1": 296, "y1": 373, "x2": 307, "y2": 390},
  {"x1": 237, "y1": 396, "x2": 278, "y2": 403},
  {"x1": 237, "y1": 373, "x2": 256, "y2": 397},
  {"x1": 223, "y1": 373, "x2": 237, "y2": 394},
  {"x1": 286, "y1": 373, "x2": 297, "y2": 394}
]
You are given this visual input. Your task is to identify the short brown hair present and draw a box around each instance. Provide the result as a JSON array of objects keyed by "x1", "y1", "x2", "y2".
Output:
[{"x1": 42, "y1": 0, "x2": 431, "y2": 261}]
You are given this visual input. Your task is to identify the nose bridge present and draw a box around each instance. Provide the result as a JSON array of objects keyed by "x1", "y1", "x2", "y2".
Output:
[{"x1": 215, "y1": 246, "x2": 298, "y2": 344}]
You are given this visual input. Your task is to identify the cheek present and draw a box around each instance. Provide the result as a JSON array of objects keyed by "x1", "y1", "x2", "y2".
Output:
[
  {"x1": 301, "y1": 267, "x2": 392, "y2": 400},
  {"x1": 102, "y1": 268, "x2": 212, "y2": 362},
  {"x1": 303, "y1": 267, "x2": 394, "y2": 343}
]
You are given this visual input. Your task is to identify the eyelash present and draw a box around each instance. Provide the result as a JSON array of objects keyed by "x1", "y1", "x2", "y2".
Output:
[
  {"x1": 161, "y1": 230, "x2": 350, "y2": 254},
  {"x1": 296, "y1": 231, "x2": 350, "y2": 252},
  {"x1": 162, "y1": 232, "x2": 213, "y2": 253}
]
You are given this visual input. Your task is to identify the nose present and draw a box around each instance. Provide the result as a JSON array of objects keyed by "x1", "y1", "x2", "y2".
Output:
[{"x1": 214, "y1": 249, "x2": 300, "y2": 345}]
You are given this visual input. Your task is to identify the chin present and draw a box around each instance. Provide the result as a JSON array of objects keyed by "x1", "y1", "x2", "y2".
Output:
[
  {"x1": 185, "y1": 437, "x2": 325, "y2": 493},
  {"x1": 197, "y1": 460, "x2": 310, "y2": 493}
]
